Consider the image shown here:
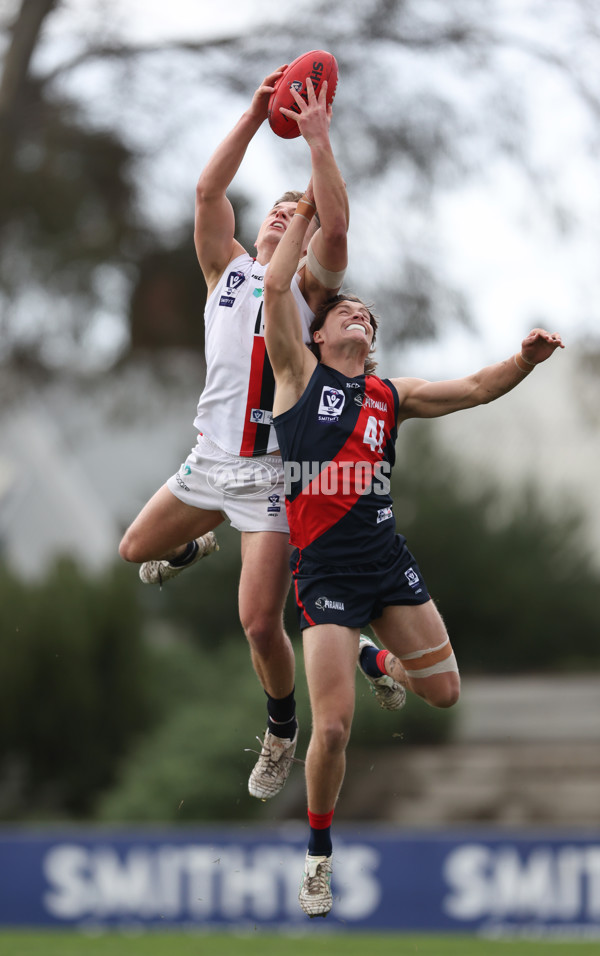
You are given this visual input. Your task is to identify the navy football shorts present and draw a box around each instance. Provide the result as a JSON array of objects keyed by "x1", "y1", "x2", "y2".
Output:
[{"x1": 292, "y1": 533, "x2": 431, "y2": 631}]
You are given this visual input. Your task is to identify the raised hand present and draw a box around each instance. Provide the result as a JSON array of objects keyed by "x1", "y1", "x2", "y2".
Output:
[
  {"x1": 249, "y1": 65, "x2": 288, "y2": 122},
  {"x1": 520, "y1": 328, "x2": 565, "y2": 366},
  {"x1": 279, "y1": 77, "x2": 332, "y2": 146}
]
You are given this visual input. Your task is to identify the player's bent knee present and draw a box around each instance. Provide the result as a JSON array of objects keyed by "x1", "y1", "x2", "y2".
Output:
[
  {"x1": 242, "y1": 615, "x2": 286, "y2": 654},
  {"x1": 118, "y1": 533, "x2": 139, "y2": 563},
  {"x1": 400, "y1": 638, "x2": 460, "y2": 709},
  {"x1": 428, "y1": 672, "x2": 460, "y2": 709}
]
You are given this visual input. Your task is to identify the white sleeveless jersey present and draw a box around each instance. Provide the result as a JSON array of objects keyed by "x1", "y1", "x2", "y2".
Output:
[{"x1": 194, "y1": 253, "x2": 314, "y2": 457}]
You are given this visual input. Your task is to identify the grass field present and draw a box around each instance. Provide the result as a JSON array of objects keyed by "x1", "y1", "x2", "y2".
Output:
[{"x1": 1, "y1": 932, "x2": 599, "y2": 956}]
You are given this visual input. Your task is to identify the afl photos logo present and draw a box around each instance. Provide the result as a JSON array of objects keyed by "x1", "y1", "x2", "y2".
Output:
[{"x1": 207, "y1": 460, "x2": 279, "y2": 498}]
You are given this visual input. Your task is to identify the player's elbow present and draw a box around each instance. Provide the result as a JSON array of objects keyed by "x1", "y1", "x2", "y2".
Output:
[
  {"x1": 195, "y1": 183, "x2": 210, "y2": 216},
  {"x1": 195, "y1": 174, "x2": 220, "y2": 210},
  {"x1": 319, "y1": 215, "x2": 348, "y2": 251}
]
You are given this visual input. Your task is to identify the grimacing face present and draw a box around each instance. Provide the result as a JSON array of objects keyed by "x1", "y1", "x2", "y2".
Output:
[
  {"x1": 316, "y1": 299, "x2": 375, "y2": 348},
  {"x1": 255, "y1": 201, "x2": 297, "y2": 247},
  {"x1": 255, "y1": 200, "x2": 319, "y2": 250}
]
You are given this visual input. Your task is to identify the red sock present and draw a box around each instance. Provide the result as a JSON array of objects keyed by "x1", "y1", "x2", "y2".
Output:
[
  {"x1": 308, "y1": 808, "x2": 334, "y2": 856},
  {"x1": 376, "y1": 649, "x2": 390, "y2": 675},
  {"x1": 308, "y1": 809, "x2": 334, "y2": 830}
]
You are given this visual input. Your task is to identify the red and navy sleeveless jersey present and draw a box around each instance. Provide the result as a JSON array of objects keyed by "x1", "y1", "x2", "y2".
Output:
[{"x1": 273, "y1": 363, "x2": 399, "y2": 564}]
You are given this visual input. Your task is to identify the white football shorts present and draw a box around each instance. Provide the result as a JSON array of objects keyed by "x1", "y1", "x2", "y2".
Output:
[{"x1": 166, "y1": 433, "x2": 289, "y2": 534}]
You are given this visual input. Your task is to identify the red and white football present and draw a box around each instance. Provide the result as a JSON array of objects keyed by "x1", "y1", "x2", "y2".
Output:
[{"x1": 268, "y1": 50, "x2": 338, "y2": 140}]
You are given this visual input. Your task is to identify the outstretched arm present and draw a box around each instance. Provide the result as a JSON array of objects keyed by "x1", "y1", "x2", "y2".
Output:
[
  {"x1": 194, "y1": 65, "x2": 287, "y2": 295},
  {"x1": 264, "y1": 184, "x2": 318, "y2": 414},
  {"x1": 281, "y1": 78, "x2": 348, "y2": 309},
  {"x1": 393, "y1": 328, "x2": 565, "y2": 421}
]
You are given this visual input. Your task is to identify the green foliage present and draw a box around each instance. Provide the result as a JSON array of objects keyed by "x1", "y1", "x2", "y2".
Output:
[
  {"x1": 95, "y1": 638, "x2": 268, "y2": 823},
  {"x1": 391, "y1": 430, "x2": 600, "y2": 674},
  {"x1": 0, "y1": 560, "x2": 151, "y2": 818}
]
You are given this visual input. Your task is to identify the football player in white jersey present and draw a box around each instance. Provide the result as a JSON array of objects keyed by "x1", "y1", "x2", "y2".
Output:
[{"x1": 119, "y1": 66, "x2": 348, "y2": 800}]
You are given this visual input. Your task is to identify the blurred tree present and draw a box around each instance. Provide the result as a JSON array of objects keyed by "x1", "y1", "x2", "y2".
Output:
[
  {"x1": 1, "y1": 0, "x2": 599, "y2": 373},
  {"x1": 392, "y1": 429, "x2": 600, "y2": 673},
  {"x1": 0, "y1": 559, "x2": 152, "y2": 818}
]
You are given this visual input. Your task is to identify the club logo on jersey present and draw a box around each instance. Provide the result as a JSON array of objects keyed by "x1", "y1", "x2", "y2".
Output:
[
  {"x1": 267, "y1": 493, "x2": 281, "y2": 516},
  {"x1": 318, "y1": 386, "x2": 345, "y2": 422},
  {"x1": 219, "y1": 270, "x2": 246, "y2": 308},
  {"x1": 405, "y1": 567, "x2": 420, "y2": 588},
  {"x1": 207, "y1": 460, "x2": 279, "y2": 498},
  {"x1": 315, "y1": 596, "x2": 345, "y2": 611},
  {"x1": 376, "y1": 506, "x2": 393, "y2": 524},
  {"x1": 250, "y1": 408, "x2": 273, "y2": 425}
]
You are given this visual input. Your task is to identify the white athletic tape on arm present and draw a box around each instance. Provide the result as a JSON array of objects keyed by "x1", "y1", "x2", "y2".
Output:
[{"x1": 307, "y1": 239, "x2": 346, "y2": 290}]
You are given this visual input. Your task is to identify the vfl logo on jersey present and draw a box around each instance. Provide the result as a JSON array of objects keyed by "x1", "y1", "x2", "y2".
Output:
[
  {"x1": 250, "y1": 408, "x2": 273, "y2": 425},
  {"x1": 318, "y1": 386, "x2": 345, "y2": 422},
  {"x1": 315, "y1": 596, "x2": 345, "y2": 611},
  {"x1": 267, "y1": 493, "x2": 281, "y2": 516},
  {"x1": 219, "y1": 270, "x2": 246, "y2": 308},
  {"x1": 376, "y1": 506, "x2": 393, "y2": 524},
  {"x1": 405, "y1": 567, "x2": 420, "y2": 588}
]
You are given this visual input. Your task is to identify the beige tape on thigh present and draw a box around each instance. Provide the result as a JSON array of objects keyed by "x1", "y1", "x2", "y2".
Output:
[
  {"x1": 399, "y1": 638, "x2": 459, "y2": 679},
  {"x1": 306, "y1": 239, "x2": 346, "y2": 290}
]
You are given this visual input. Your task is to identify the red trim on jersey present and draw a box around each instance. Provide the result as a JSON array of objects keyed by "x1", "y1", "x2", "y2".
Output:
[
  {"x1": 287, "y1": 379, "x2": 396, "y2": 550},
  {"x1": 240, "y1": 336, "x2": 267, "y2": 457},
  {"x1": 292, "y1": 551, "x2": 316, "y2": 627}
]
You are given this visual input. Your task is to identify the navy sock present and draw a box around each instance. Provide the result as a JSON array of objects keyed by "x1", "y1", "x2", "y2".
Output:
[
  {"x1": 168, "y1": 539, "x2": 199, "y2": 567},
  {"x1": 360, "y1": 644, "x2": 384, "y2": 678},
  {"x1": 308, "y1": 811, "x2": 333, "y2": 856},
  {"x1": 308, "y1": 826, "x2": 332, "y2": 857},
  {"x1": 266, "y1": 688, "x2": 297, "y2": 739}
]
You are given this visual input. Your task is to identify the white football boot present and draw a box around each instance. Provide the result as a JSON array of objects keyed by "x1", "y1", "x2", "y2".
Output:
[
  {"x1": 299, "y1": 852, "x2": 333, "y2": 917},
  {"x1": 358, "y1": 634, "x2": 406, "y2": 711},
  {"x1": 138, "y1": 532, "x2": 219, "y2": 586}
]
